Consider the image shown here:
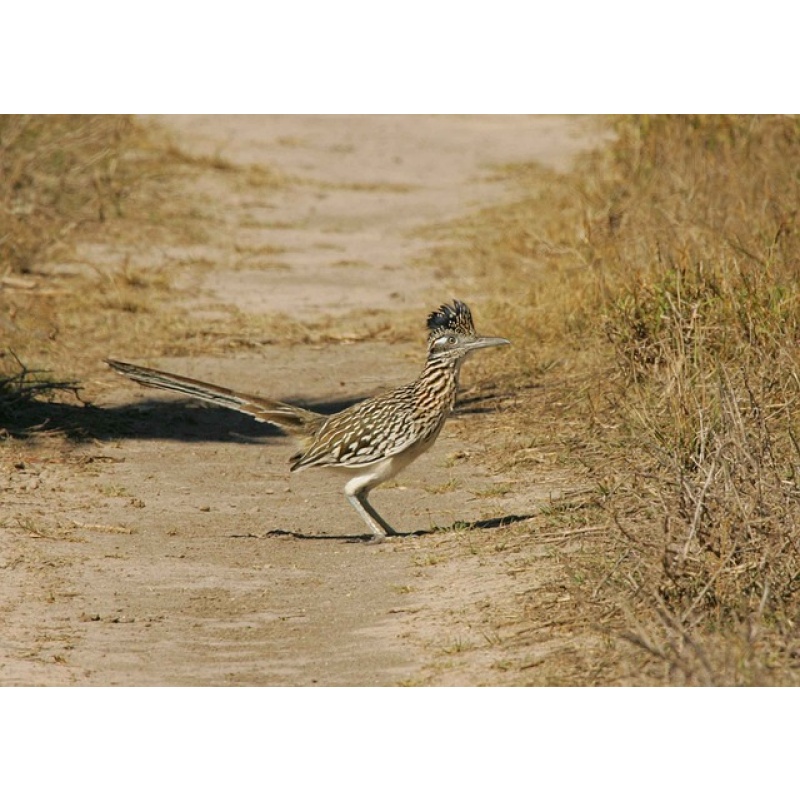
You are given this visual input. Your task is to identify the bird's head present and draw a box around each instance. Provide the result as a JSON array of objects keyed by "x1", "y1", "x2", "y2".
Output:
[{"x1": 426, "y1": 300, "x2": 510, "y2": 362}]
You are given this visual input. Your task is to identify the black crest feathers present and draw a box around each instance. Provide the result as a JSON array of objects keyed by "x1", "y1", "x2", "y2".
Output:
[{"x1": 426, "y1": 300, "x2": 475, "y2": 342}]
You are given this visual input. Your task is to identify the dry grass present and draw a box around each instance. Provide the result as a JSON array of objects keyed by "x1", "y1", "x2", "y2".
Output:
[
  {"x1": 433, "y1": 115, "x2": 800, "y2": 684},
  {"x1": 1, "y1": 115, "x2": 244, "y2": 422},
  {"x1": 0, "y1": 116, "x2": 138, "y2": 273}
]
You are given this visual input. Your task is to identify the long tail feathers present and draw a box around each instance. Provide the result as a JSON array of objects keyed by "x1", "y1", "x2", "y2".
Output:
[{"x1": 105, "y1": 359, "x2": 323, "y2": 435}]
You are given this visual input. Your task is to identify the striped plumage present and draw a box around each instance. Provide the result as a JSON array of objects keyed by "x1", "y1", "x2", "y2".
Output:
[
  {"x1": 290, "y1": 360, "x2": 457, "y2": 470},
  {"x1": 106, "y1": 300, "x2": 510, "y2": 542}
]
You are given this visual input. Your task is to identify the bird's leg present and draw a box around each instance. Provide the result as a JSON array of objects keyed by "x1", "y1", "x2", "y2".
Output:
[
  {"x1": 359, "y1": 490, "x2": 398, "y2": 540},
  {"x1": 345, "y1": 488, "x2": 396, "y2": 543}
]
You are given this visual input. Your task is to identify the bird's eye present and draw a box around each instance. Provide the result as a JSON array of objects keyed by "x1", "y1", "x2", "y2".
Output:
[{"x1": 447, "y1": 336, "x2": 457, "y2": 344}]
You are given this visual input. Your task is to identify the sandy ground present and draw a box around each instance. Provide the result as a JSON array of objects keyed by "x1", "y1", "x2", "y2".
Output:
[{"x1": 1, "y1": 116, "x2": 600, "y2": 685}]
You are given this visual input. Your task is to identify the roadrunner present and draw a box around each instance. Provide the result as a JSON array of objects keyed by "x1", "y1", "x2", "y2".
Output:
[{"x1": 106, "y1": 300, "x2": 509, "y2": 541}]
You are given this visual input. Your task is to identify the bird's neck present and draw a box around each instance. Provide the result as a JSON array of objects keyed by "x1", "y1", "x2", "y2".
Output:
[{"x1": 414, "y1": 354, "x2": 463, "y2": 413}]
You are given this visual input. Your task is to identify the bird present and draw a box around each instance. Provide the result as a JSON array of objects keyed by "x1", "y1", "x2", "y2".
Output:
[{"x1": 106, "y1": 300, "x2": 510, "y2": 542}]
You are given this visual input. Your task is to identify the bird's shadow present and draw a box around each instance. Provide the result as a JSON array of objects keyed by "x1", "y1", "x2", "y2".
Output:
[
  {"x1": 231, "y1": 513, "x2": 536, "y2": 544},
  {"x1": 3, "y1": 389, "x2": 506, "y2": 444},
  {"x1": 2, "y1": 394, "x2": 369, "y2": 444}
]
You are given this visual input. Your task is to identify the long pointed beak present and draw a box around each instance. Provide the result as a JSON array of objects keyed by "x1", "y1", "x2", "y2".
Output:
[{"x1": 465, "y1": 336, "x2": 511, "y2": 351}]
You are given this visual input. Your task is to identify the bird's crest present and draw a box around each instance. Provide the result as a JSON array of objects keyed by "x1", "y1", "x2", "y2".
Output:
[{"x1": 426, "y1": 300, "x2": 475, "y2": 343}]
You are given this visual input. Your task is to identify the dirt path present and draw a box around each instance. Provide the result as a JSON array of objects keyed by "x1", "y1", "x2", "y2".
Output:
[{"x1": 1, "y1": 116, "x2": 599, "y2": 685}]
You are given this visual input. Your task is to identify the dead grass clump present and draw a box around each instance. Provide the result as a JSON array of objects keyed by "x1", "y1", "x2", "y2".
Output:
[
  {"x1": 0, "y1": 351, "x2": 81, "y2": 418},
  {"x1": 442, "y1": 115, "x2": 800, "y2": 684},
  {"x1": 0, "y1": 116, "x2": 141, "y2": 273}
]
